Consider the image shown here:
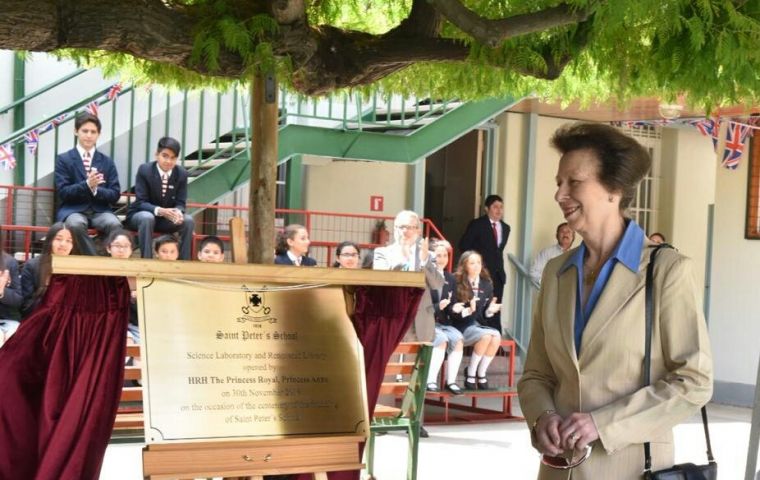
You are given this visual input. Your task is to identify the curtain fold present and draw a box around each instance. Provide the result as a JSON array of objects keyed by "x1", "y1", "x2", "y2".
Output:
[
  {"x1": 0, "y1": 274, "x2": 130, "y2": 480},
  {"x1": 294, "y1": 286, "x2": 423, "y2": 480}
]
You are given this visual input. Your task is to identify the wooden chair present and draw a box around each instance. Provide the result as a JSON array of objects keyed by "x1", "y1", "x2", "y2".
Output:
[{"x1": 365, "y1": 342, "x2": 432, "y2": 480}]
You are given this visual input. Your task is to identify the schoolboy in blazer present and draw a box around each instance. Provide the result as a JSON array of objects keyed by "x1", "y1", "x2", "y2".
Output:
[
  {"x1": 54, "y1": 113, "x2": 122, "y2": 255},
  {"x1": 126, "y1": 137, "x2": 194, "y2": 260}
]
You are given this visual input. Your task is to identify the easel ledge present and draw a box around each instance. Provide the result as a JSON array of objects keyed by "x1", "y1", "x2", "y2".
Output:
[
  {"x1": 142, "y1": 434, "x2": 365, "y2": 480},
  {"x1": 51, "y1": 256, "x2": 424, "y2": 287}
]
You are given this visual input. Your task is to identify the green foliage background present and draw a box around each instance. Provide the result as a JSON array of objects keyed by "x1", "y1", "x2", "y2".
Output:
[{"x1": 51, "y1": 0, "x2": 760, "y2": 110}]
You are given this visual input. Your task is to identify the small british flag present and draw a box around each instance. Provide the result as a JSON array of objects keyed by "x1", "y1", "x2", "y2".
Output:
[
  {"x1": 51, "y1": 113, "x2": 67, "y2": 127},
  {"x1": 24, "y1": 130, "x2": 39, "y2": 156},
  {"x1": 85, "y1": 101, "x2": 99, "y2": 117},
  {"x1": 107, "y1": 83, "x2": 122, "y2": 101},
  {"x1": 721, "y1": 122, "x2": 752, "y2": 170},
  {"x1": 0, "y1": 144, "x2": 17, "y2": 170},
  {"x1": 690, "y1": 119, "x2": 719, "y2": 151}
]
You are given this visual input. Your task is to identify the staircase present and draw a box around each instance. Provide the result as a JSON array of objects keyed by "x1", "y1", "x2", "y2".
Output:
[{"x1": 0, "y1": 65, "x2": 520, "y2": 214}]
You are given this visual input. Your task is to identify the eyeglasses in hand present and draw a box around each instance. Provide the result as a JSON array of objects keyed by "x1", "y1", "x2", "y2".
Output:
[{"x1": 540, "y1": 445, "x2": 592, "y2": 470}]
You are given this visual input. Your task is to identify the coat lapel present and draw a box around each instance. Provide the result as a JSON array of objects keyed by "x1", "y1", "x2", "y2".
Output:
[
  {"x1": 556, "y1": 266, "x2": 579, "y2": 365},
  {"x1": 579, "y1": 252, "x2": 647, "y2": 361}
]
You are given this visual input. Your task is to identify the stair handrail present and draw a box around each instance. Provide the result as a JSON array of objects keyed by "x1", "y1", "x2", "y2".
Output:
[
  {"x1": 0, "y1": 84, "x2": 134, "y2": 147},
  {"x1": 0, "y1": 68, "x2": 88, "y2": 116},
  {"x1": 507, "y1": 253, "x2": 540, "y2": 358},
  {"x1": 508, "y1": 253, "x2": 540, "y2": 290}
]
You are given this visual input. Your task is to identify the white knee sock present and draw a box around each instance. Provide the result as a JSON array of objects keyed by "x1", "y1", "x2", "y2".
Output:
[
  {"x1": 467, "y1": 353, "x2": 482, "y2": 378},
  {"x1": 427, "y1": 347, "x2": 446, "y2": 385},
  {"x1": 446, "y1": 349, "x2": 463, "y2": 385},
  {"x1": 476, "y1": 355, "x2": 494, "y2": 378}
]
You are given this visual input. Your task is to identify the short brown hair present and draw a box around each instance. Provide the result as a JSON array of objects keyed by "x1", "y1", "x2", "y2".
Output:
[
  {"x1": 74, "y1": 112, "x2": 101, "y2": 132},
  {"x1": 551, "y1": 123, "x2": 651, "y2": 210}
]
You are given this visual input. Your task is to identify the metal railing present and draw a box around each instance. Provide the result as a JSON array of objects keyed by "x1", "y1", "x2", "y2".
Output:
[
  {"x1": 507, "y1": 253, "x2": 540, "y2": 359},
  {"x1": 2, "y1": 65, "x2": 462, "y2": 189},
  {"x1": 0, "y1": 68, "x2": 87, "y2": 115},
  {"x1": 0, "y1": 184, "x2": 448, "y2": 267}
]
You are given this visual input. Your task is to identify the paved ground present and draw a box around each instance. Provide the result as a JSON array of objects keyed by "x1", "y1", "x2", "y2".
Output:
[{"x1": 101, "y1": 402, "x2": 755, "y2": 479}]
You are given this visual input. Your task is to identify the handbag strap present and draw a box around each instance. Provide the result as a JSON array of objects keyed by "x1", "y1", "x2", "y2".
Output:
[{"x1": 643, "y1": 244, "x2": 715, "y2": 474}]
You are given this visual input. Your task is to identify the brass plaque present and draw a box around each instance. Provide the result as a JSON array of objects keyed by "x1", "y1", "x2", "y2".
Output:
[{"x1": 138, "y1": 278, "x2": 368, "y2": 443}]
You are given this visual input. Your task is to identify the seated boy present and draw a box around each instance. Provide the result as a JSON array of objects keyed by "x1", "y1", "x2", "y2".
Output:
[
  {"x1": 197, "y1": 236, "x2": 225, "y2": 263},
  {"x1": 126, "y1": 137, "x2": 195, "y2": 260},
  {"x1": 154, "y1": 234, "x2": 180, "y2": 261}
]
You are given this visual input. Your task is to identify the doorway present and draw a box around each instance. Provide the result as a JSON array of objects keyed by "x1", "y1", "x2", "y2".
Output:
[{"x1": 424, "y1": 129, "x2": 487, "y2": 255}]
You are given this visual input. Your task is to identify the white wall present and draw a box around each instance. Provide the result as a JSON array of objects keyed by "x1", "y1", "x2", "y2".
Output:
[
  {"x1": 709, "y1": 150, "x2": 760, "y2": 396},
  {"x1": 0, "y1": 51, "x2": 19, "y2": 184}
]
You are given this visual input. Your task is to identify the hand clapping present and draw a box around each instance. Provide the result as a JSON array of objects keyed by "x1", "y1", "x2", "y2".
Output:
[
  {"x1": 486, "y1": 297, "x2": 501, "y2": 315},
  {"x1": 439, "y1": 291, "x2": 452, "y2": 310},
  {"x1": 86, "y1": 169, "x2": 105, "y2": 189}
]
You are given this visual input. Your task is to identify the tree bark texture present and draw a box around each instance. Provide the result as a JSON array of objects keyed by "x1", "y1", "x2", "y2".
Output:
[
  {"x1": 248, "y1": 73, "x2": 278, "y2": 264},
  {"x1": 0, "y1": 0, "x2": 591, "y2": 94}
]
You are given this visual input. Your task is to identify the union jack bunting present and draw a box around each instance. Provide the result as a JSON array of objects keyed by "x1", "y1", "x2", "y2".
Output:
[
  {"x1": 38, "y1": 114, "x2": 68, "y2": 134},
  {"x1": 24, "y1": 130, "x2": 39, "y2": 156},
  {"x1": 689, "y1": 119, "x2": 719, "y2": 150},
  {"x1": 721, "y1": 122, "x2": 752, "y2": 170},
  {"x1": 107, "y1": 83, "x2": 122, "y2": 101},
  {"x1": 85, "y1": 101, "x2": 99, "y2": 117},
  {"x1": 0, "y1": 144, "x2": 16, "y2": 170},
  {"x1": 51, "y1": 113, "x2": 67, "y2": 126}
]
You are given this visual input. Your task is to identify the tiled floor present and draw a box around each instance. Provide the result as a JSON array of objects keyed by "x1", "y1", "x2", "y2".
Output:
[{"x1": 100, "y1": 402, "x2": 755, "y2": 479}]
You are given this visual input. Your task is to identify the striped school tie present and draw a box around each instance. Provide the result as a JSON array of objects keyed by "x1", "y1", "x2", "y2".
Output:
[
  {"x1": 82, "y1": 151, "x2": 91, "y2": 172},
  {"x1": 161, "y1": 172, "x2": 168, "y2": 197}
]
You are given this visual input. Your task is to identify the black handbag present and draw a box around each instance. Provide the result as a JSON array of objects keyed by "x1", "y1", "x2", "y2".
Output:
[{"x1": 642, "y1": 245, "x2": 717, "y2": 480}]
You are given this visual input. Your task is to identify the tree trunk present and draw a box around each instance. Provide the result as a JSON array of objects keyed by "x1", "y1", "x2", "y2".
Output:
[{"x1": 248, "y1": 73, "x2": 279, "y2": 264}]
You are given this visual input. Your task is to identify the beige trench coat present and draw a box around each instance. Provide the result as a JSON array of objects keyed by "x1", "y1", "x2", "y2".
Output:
[{"x1": 517, "y1": 240, "x2": 713, "y2": 480}]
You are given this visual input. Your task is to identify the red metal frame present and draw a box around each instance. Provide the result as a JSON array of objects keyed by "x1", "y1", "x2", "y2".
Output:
[
  {"x1": 422, "y1": 340, "x2": 522, "y2": 424},
  {"x1": 0, "y1": 184, "x2": 451, "y2": 267}
]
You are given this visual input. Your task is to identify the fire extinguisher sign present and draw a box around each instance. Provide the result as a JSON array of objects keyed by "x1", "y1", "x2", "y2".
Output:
[{"x1": 370, "y1": 195, "x2": 384, "y2": 212}]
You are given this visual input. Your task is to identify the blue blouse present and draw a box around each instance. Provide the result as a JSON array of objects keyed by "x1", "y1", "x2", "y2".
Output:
[{"x1": 558, "y1": 220, "x2": 645, "y2": 354}]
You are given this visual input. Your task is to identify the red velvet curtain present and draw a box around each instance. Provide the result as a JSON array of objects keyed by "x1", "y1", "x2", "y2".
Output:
[
  {"x1": 0, "y1": 274, "x2": 131, "y2": 480},
  {"x1": 294, "y1": 286, "x2": 423, "y2": 480}
]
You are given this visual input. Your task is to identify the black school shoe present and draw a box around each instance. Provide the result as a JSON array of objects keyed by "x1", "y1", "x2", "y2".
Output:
[
  {"x1": 464, "y1": 376, "x2": 478, "y2": 390},
  {"x1": 477, "y1": 376, "x2": 489, "y2": 390},
  {"x1": 446, "y1": 383, "x2": 464, "y2": 395}
]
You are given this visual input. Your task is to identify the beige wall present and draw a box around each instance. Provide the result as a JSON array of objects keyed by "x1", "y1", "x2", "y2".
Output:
[
  {"x1": 302, "y1": 156, "x2": 411, "y2": 244},
  {"x1": 709, "y1": 152, "x2": 760, "y2": 387},
  {"x1": 494, "y1": 113, "x2": 577, "y2": 331},
  {"x1": 303, "y1": 157, "x2": 411, "y2": 214},
  {"x1": 658, "y1": 127, "x2": 716, "y2": 306}
]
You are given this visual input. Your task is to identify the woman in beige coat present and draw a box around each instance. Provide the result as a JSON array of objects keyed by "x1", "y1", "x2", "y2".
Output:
[{"x1": 517, "y1": 123, "x2": 713, "y2": 480}]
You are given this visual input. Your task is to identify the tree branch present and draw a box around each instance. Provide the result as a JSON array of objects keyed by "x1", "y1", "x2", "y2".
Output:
[
  {"x1": 429, "y1": 0, "x2": 591, "y2": 47},
  {"x1": 0, "y1": 0, "x2": 591, "y2": 94},
  {"x1": 1, "y1": 0, "x2": 244, "y2": 77}
]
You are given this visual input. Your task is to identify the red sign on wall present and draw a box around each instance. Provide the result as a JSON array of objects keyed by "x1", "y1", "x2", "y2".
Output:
[{"x1": 370, "y1": 195, "x2": 384, "y2": 212}]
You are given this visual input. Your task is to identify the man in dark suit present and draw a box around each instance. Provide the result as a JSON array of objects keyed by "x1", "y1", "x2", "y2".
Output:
[
  {"x1": 126, "y1": 137, "x2": 195, "y2": 260},
  {"x1": 458, "y1": 194, "x2": 510, "y2": 333},
  {"x1": 54, "y1": 113, "x2": 122, "y2": 255}
]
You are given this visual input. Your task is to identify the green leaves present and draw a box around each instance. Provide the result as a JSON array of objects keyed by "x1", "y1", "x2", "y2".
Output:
[{"x1": 45, "y1": 0, "x2": 760, "y2": 108}]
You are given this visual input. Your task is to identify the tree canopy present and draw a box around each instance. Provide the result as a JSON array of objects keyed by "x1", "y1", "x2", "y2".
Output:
[{"x1": 3, "y1": 0, "x2": 760, "y2": 109}]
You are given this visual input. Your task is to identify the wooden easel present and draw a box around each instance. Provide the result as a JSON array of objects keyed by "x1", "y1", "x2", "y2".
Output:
[{"x1": 53, "y1": 255, "x2": 423, "y2": 480}]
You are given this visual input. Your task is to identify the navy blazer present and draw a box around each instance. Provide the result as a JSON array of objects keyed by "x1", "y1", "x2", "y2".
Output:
[
  {"x1": 126, "y1": 162, "x2": 189, "y2": 222},
  {"x1": 20, "y1": 255, "x2": 40, "y2": 318},
  {"x1": 274, "y1": 253, "x2": 317, "y2": 266},
  {"x1": 54, "y1": 147, "x2": 121, "y2": 222},
  {"x1": 0, "y1": 253, "x2": 22, "y2": 321},
  {"x1": 458, "y1": 215, "x2": 510, "y2": 285},
  {"x1": 429, "y1": 270, "x2": 456, "y2": 326},
  {"x1": 441, "y1": 276, "x2": 494, "y2": 333}
]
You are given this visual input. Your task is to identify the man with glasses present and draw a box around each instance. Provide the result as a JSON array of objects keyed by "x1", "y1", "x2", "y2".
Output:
[{"x1": 373, "y1": 210, "x2": 440, "y2": 343}]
